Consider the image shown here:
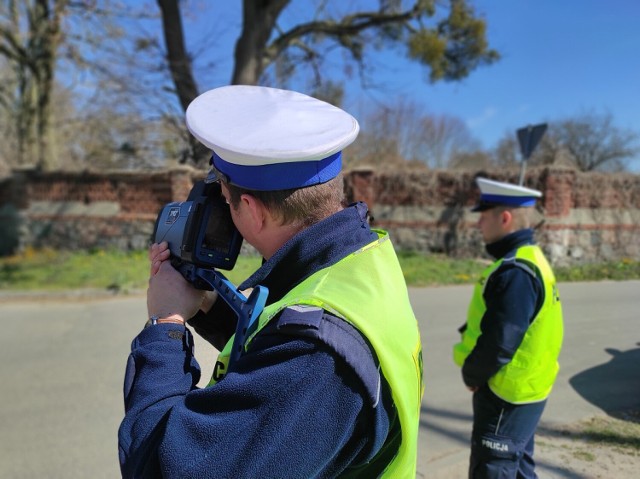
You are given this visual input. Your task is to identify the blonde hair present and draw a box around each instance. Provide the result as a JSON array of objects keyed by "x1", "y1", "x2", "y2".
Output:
[{"x1": 225, "y1": 173, "x2": 345, "y2": 228}]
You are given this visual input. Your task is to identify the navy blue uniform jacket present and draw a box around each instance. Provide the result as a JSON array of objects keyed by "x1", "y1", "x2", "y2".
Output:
[
  {"x1": 461, "y1": 229, "x2": 545, "y2": 389},
  {"x1": 118, "y1": 203, "x2": 397, "y2": 478}
]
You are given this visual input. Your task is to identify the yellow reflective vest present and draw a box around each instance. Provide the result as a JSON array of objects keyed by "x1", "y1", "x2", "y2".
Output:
[
  {"x1": 454, "y1": 244, "x2": 563, "y2": 404},
  {"x1": 212, "y1": 231, "x2": 423, "y2": 478}
]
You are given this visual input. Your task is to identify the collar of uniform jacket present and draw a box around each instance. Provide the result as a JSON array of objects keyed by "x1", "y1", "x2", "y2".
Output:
[
  {"x1": 239, "y1": 202, "x2": 377, "y2": 303},
  {"x1": 485, "y1": 228, "x2": 535, "y2": 260}
]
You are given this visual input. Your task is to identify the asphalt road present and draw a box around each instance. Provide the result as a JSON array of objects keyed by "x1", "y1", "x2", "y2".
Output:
[{"x1": 0, "y1": 280, "x2": 638, "y2": 478}]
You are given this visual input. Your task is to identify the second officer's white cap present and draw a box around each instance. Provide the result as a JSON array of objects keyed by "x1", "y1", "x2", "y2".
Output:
[{"x1": 472, "y1": 177, "x2": 542, "y2": 212}]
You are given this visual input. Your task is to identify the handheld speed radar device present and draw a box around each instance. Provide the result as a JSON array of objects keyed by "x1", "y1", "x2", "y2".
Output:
[
  {"x1": 152, "y1": 179, "x2": 269, "y2": 365},
  {"x1": 153, "y1": 180, "x2": 242, "y2": 285}
]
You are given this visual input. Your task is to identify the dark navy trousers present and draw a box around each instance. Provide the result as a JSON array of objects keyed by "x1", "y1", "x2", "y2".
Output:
[{"x1": 469, "y1": 384, "x2": 547, "y2": 479}]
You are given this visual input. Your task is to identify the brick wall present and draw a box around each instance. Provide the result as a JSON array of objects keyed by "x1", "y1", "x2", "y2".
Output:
[
  {"x1": 1, "y1": 166, "x2": 639, "y2": 265},
  {"x1": 344, "y1": 166, "x2": 640, "y2": 265},
  {"x1": 0, "y1": 167, "x2": 198, "y2": 254}
]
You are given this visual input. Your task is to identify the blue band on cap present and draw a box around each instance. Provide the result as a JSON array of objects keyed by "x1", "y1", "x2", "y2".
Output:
[
  {"x1": 481, "y1": 194, "x2": 537, "y2": 207},
  {"x1": 213, "y1": 152, "x2": 342, "y2": 191}
]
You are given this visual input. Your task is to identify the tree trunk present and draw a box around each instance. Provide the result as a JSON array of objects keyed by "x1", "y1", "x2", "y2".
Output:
[
  {"x1": 156, "y1": 0, "x2": 199, "y2": 111},
  {"x1": 231, "y1": 0, "x2": 289, "y2": 85},
  {"x1": 157, "y1": 0, "x2": 210, "y2": 165},
  {"x1": 33, "y1": 0, "x2": 65, "y2": 170}
]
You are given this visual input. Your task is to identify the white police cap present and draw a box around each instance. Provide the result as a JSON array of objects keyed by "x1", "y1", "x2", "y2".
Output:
[
  {"x1": 185, "y1": 85, "x2": 359, "y2": 191},
  {"x1": 472, "y1": 177, "x2": 542, "y2": 212}
]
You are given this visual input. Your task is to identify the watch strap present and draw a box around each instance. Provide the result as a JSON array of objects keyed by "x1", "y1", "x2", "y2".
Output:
[{"x1": 146, "y1": 315, "x2": 185, "y2": 328}]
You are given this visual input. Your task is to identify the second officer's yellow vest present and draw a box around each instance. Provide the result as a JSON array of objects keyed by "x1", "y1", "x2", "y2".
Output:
[
  {"x1": 453, "y1": 244, "x2": 563, "y2": 404},
  {"x1": 212, "y1": 231, "x2": 423, "y2": 478}
]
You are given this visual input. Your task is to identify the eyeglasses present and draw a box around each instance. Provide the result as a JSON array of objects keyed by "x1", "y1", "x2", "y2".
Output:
[{"x1": 204, "y1": 156, "x2": 230, "y2": 184}]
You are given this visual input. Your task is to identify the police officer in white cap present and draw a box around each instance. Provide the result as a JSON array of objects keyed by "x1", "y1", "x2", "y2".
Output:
[
  {"x1": 453, "y1": 177, "x2": 564, "y2": 478},
  {"x1": 119, "y1": 86, "x2": 423, "y2": 478}
]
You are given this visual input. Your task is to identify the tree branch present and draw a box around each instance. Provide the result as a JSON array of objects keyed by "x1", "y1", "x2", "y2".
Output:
[{"x1": 265, "y1": 7, "x2": 420, "y2": 62}]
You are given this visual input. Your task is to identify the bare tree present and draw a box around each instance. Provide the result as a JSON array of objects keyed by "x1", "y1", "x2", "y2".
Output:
[
  {"x1": 0, "y1": 0, "x2": 67, "y2": 170},
  {"x1": 346, "y1": 103, "x2": 400, "y2": 166},
  {"x1": 0, "y1": 0, "x2": 196, "y2": 171},
  {"x1": 492, "y1": 132, "x2": 519, "y2": 168},
  {"x1": 492, "y1": 112, "x2": 640, "y2": 172},
  {"x1": 156, "y1": 0, "x2": 499, "y2": 165},
  {"x1": 0, "y1": 0, "x2": 149, "y2": 170},
  {"x1": 492, "y1": 132, "x2": 553, "y2": 169},
  {"x1": 449, "y1": 148, "x2": 493, "y2": 169},
  {"x1": 155, "y1": 0, "x2": 209, "y2": 164},
  {"x1": 345, "y1": 98, "x2": 480, "y2": 169},
  {"x1": 548, "y1": 111, "x2": 639, "y2": 172},
  {"x1": 53, "y1": 102, "x2": 181, "y2": 171},
  {"x1": 419, "y1": 114, "x2": 479, "y2": 168},
  {"x1": 1, "y1": 1, "x2": 501, "y2": 171}
]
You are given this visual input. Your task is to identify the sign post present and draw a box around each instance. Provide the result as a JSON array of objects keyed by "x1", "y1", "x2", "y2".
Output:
[{"x1": 516, "y1": 123, "x2": 547, "y2": 185}]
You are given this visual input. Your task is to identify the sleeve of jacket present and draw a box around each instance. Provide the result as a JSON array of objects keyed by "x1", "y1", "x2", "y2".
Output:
[
  {"x1": 461, "y1": 264, "x2": 543, "y2": 388},
  {"x1": 118, "y1": 319, "x2": 380, "y2": 478}
]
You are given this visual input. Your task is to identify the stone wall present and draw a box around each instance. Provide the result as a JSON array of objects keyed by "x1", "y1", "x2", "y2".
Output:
[
  {"x1": 1, "y1": 166, "x2": 638, "y2": 265},
  {"x1": 345, "y1": 166, "x2": 640, "y2": 265},
  {"x1": 0, "y1": 168, "x2": 194, "y2": 254}
]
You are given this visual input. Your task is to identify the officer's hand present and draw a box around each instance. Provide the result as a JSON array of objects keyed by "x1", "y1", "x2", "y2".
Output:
[
  {"x1": 148, "y1": 260, "x2": 204, "y2": 321},
  {"x1": 200, "y1": 290, "x2": 219, "y2": 314},
  {"x1": 467, "y1": 386, "x2": 479, "y2": 392},
  {"x1": 149, "y1": 242, "x2": 170, "y2": 276}
]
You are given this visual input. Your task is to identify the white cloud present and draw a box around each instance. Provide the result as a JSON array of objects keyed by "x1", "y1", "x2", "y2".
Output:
[{"x1": 467, "y1": 107, "x2": 497, "y2": 129}]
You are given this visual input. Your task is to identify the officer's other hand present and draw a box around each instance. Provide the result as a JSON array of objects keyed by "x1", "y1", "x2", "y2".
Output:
[
  {"x1": 149, "y1": 242, "x2": 170, "y2": 276},
  {"x1": 200, "y1": 290, "x2": 219, "y2": 314},
  {"x1": 467, "y1": 386, "x2": 479, "y2": 392},
  {"x1": 148, "y1": 260, "x2": 204, "y2": 321}
]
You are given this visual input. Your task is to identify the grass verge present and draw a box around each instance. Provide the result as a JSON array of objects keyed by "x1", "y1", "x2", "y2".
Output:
[
  {"x1": 539, "y1": 409, "x2": 640, "y2": 457},
  {"x1": 1, "y1": 247, "x2": 639, "y2": 292}
]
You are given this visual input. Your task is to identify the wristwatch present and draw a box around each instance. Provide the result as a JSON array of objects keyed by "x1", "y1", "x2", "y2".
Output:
[{"x1": 145, "y1": 315, "x2": 185, "y2": 328}]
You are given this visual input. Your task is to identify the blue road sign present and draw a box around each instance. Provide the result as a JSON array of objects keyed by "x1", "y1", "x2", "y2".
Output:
[{"x1": 517, "y1": 123, "x2": 547, "y2": 160}]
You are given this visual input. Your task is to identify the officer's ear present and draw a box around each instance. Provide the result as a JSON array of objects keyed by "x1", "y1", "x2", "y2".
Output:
[
  {"x1": 500, "y1": 209, "x2": 513, "y2": 229},
  {"x1": 240, "y1": 193, "x2": 268, "y2": 233}
]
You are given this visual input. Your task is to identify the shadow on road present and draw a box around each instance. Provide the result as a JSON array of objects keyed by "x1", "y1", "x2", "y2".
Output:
[
  {"x1": 535, "y1": 462, "x2": 587, "y2": 479},
  {"x1": 569, "y1": 343, "x2": 640, "y2": 420},
  {"x1": 419, "y1": 405, "x2": 472, "y2": 445},
  {"x1": 419, "y1": 405, "x2": 594, "y2": 478}
]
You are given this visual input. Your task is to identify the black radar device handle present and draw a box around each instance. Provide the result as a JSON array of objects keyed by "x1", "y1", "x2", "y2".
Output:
[{"x1": 193, "y1": 268, "x2": 269, "y2": 365}]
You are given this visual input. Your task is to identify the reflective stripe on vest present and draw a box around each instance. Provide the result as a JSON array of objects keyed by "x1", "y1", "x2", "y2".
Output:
[
  {"x1": 211, "y1": 230, "x2": 423, "y2": 478},
  {"x1": 453, "y1": 244, "x2": 564, "y2": 404}
]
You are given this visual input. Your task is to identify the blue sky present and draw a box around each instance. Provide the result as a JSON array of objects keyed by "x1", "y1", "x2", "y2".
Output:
[
  {"x1": 341, "y1": 0, "x2": 640, "y2": 170},
  {"x1": 183, "y1": 1, "x2": 640, "y2": 170}
]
